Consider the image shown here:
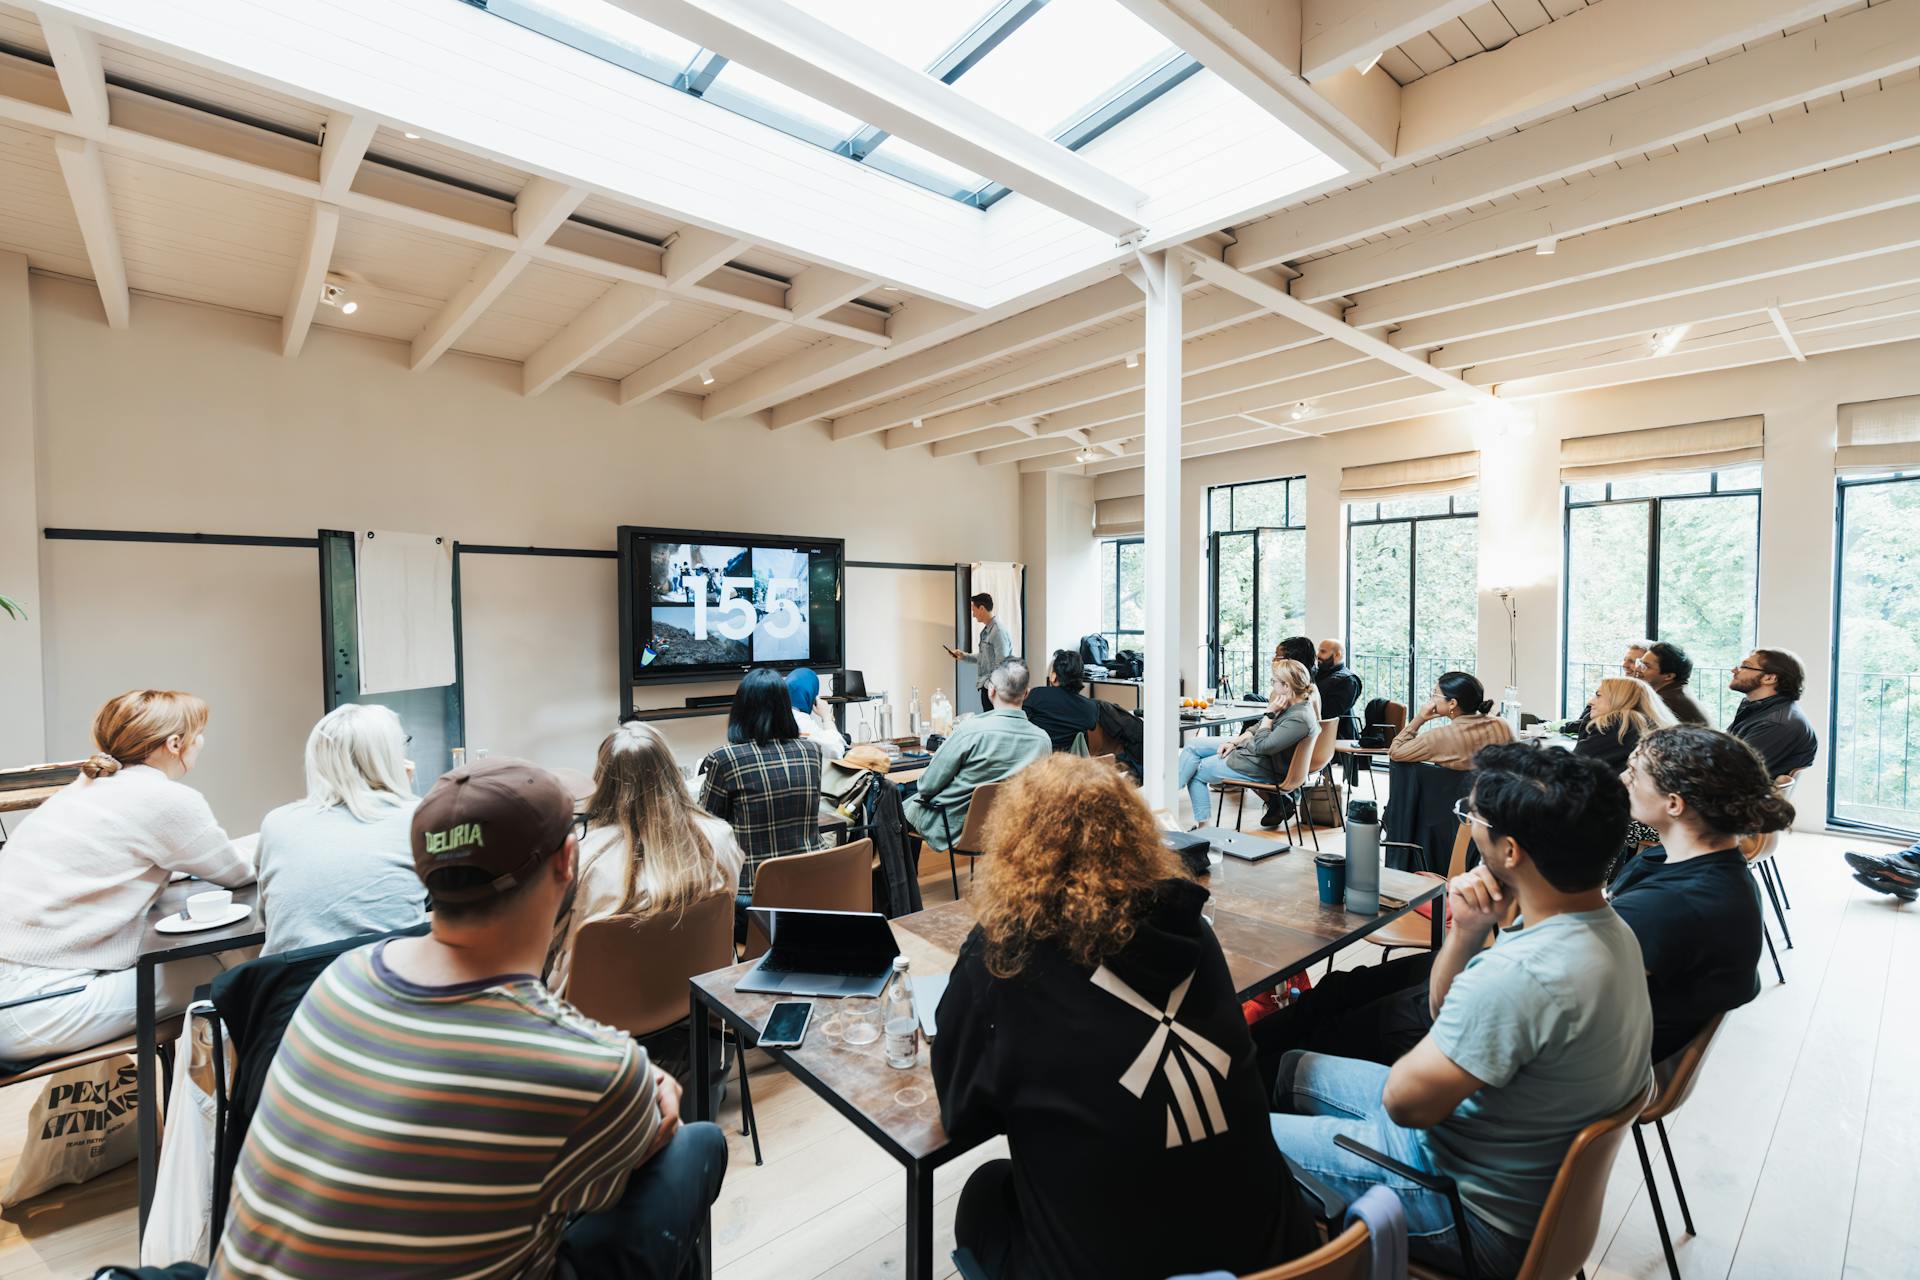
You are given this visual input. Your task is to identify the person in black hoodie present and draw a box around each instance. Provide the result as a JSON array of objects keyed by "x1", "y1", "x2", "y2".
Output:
[
  {"x1": 1021, "y1": 649, "x2": 1102, "y2": 752},
  {"x1": 933, "y1": 755, "x2": 1317, "y2": 1280}
]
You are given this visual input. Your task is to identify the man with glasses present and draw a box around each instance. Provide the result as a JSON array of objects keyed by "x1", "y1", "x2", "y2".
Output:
[
  {"x1": 1266, "y1": 745, "x2": 1651, "y2": 1276},
  {"x1": 1635, "y1": 641, "x2": 1710, "y2": 726},
  {"x1": 1726, "y1": 648, "x2": 1817, "y2": 782}
]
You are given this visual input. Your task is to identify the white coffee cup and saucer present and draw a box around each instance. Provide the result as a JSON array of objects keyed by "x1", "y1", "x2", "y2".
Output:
[{"x1": 154, "y1": 888, "x2": 253, "y2": 934}]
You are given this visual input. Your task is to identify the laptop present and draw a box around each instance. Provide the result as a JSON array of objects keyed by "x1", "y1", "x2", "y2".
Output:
[
  {"x1": 736, "y1": 908, "x2": 901, "y2": 997},
  {"x1": 838, "y1": 669, "x2": 868, "y2": 698},
  {"x1": 1194, "y1": 826, "x2": 1291, "y2": 863}
]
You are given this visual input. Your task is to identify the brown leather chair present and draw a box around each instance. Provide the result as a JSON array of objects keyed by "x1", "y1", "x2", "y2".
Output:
[
  {"x1": 1240, "y1": 1221, "x2": 1371, "y2": 1280},
  {"x1": 1214, "y1": 733, "x2": 1318, "y2": 846},
  {"x1": 742, "y1": 838, "x2": 875, "y2": 960},
  {"x1": 916, "y1": 783, "x2": 1003, "y2": 900},
  {"x1": 1633, "y1": 1014, "x2": 1725, "y2": 1280},
  {"x1": 1366, "y1": 820, "x2": 1474, "y2": 961},
  {"x1": 1388, "y1": 1083, "x2": 1650, "y2": 1280},
  {"x1": 1384, "y1": 700, "x2": 1409, "y2": 736},
  {"x1": 0, "y1": 1019, "x2": 182, "y2": 1090},
  {"x1": 567, "y1": 892, "x2": 763, "y2": 1164},
  {"x1": 1738, "y1": 827, "x2": 1789, "y2": 983}
]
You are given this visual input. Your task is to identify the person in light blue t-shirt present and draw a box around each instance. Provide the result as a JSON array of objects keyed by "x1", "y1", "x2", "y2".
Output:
[{"x1": 1269, "y1": 743, "x2": 1653, "y2": 1278}]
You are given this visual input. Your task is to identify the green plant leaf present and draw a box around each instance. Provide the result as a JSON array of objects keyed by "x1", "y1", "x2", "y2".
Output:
[{"x1": 0, "y1": 593, "x2": 26, "y2": 621}]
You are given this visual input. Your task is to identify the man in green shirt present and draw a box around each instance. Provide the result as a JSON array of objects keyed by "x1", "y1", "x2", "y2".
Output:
[{"x1": 905, "y1": 658, "x2": 1050, "y2": 847}]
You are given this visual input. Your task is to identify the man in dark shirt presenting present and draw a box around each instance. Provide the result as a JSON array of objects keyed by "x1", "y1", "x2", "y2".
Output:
[{"x1": 1726, "y1": 648, "x2": 1818, "y2": 781}]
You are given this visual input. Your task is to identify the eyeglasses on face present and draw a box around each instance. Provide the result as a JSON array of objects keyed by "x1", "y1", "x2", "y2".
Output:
[
  {"x1": 1732, "y1": 664, "x2": 1768, "y2": 675},
  {"x1": 571, "y1": 814, "x2": 589, "y2": 841},
  {"x1": 1451, "y1": 797, "x2": 1492, "y2": 829}
]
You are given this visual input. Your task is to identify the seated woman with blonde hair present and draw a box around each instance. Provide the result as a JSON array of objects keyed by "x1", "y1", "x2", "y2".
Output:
[
  {"x1": 932, "y1": 755, "x2": 1317, "y2": 1280},
  {"x1": 256, "y1": 702, "x2": 427, "y2": 955},
  {"x1": 0, "y1": 690, "x2": 253, "y2": 1062},
  {"x1": 1572, "y1": 674, "x2": 1675, "y2": 772},
  {"x1": 1176, "y1": 658, "x2": 1318, "y2": 829},
  {"x1": 548, "y1": 721, "x2": 743, "y2": 997}
]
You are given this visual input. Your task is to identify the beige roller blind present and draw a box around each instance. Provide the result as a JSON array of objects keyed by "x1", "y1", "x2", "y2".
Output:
[
  {"x1": 1339, "y1": 451, "x2": 1479, "y2": 502},
  {"x1": 1558, "y1": 417, "x2": 1763, "y2": 484},
  {"x1": 1093, "y1": 495, "x2": 1144, "y2": 537},
  {"x1": 1837, "y1": 394, "x2": 1920, "y2": 473}
]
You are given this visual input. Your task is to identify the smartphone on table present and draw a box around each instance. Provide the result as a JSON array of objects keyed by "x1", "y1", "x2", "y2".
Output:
[{"x1": 757, "y1": 1000, "x2": 814, "y2": 1048}]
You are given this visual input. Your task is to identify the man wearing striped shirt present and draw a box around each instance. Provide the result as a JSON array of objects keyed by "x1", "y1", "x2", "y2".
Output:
[{"x1": 209, "y1": 757, "x2": 726, "y2": 1280}]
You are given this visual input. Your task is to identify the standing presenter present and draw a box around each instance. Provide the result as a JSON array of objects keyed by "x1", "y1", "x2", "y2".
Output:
[{"x1": 946, "y1": 593, "x2": 1011, "y2": 713}]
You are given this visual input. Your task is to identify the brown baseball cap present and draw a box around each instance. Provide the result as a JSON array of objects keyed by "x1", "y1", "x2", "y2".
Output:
[{"x1": 410, "y1": 756, "x2": 574, "y2": 904}]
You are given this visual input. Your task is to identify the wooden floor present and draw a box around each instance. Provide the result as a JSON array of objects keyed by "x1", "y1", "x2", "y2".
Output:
[{"x1": 3, "y1": 819, "x2": 1914, "y2": 1279}]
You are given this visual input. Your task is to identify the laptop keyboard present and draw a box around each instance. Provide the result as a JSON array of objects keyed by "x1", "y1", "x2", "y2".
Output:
[{"x1": 760, "y1": 954, "x2": 871, "y2": 977}]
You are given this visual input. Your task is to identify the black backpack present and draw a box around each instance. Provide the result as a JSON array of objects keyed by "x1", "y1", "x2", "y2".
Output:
[
  {"x1": 1110, "y1": 650, "x2": 1144, "y2": 679},
  {"x1": 1078, "y1": 633, "x2": 1111, "y2": 665},
  {"x1": 1357, "y1": 697, "x2": 1395, "y2": 748}
]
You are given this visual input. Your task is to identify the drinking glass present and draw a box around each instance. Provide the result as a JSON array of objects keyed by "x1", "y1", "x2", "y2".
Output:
[{"x1": 840, "y1": 997, "x2": 881, "y2": 1046}]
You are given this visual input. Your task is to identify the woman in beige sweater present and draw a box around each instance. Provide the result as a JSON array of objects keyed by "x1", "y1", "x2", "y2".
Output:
[{"x1": 1388, "y1": 671, "x2": 1515, "y2": 770}]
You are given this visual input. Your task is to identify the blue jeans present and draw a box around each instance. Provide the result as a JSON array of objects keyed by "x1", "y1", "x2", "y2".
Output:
[
  {"x1": 1178, "y1": 741, "x2": 1266, "y2": 824},
  {"x1": 1269, "y1": 1051, "x2": 1531, "y2": 1278}
]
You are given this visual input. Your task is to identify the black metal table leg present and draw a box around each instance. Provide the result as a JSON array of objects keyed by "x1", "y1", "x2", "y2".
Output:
[
  {"x1": 689, "y1": 987, "x2": 714, "y2": 1280},
  {"x1": 135, "y1": 957, "x2": 158, "y2": 1238},
  {"x1": 1430, "y1": 891, "x2": 1445, "y2": 952},
  {"x1": 905, "y1": 1159, "x2": 934, "y2": 1280}
]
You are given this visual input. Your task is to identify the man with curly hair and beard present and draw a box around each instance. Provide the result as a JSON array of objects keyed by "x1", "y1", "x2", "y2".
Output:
[{"x1": 931, "y1": 755, "x2": 1318, "y2": 1280}]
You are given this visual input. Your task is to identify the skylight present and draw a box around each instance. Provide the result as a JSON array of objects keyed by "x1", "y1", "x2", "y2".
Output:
[{"x1": 474, "y1": 0, "x2": 1200, "y2": 208}]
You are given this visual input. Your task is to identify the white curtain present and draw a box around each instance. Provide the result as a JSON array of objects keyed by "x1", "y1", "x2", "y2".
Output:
[
  {"x1": 969, "y1": 561, "x2": 1024, "y2": 662},
  {"x1": 1558, "y1": 417, "x2": 1763, "y2": 484},
  {"x1": 1339, "y1": 451, "x2": 1480, "y2": 501},
  {"x1": 1837, "y1": 394, "x2": 1920, "y2": 473},
  {"x1": 1094, "y1": 495, "x2": 1144, "y2": 536},
  {"x1": 356, "y1": 530, "x2": 456, "y2": 694}
]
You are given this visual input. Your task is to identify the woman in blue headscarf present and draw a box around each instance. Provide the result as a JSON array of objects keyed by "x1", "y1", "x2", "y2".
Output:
[{"x1": 785, "y1": 667, "x2": 848, "y2": 759}]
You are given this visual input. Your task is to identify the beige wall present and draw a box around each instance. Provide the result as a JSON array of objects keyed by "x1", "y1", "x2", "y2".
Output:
[
  {"x1": 1097, "y1": 337, "x2": 1920, "y2": 828},
  {"x1": 25, "y1": 275, "x2": 1020, "y2": 825},
  {"x1": 0, "y1": 254, "x2": 45, "y2": 765},
  {"x1": 1020, "y1": 469, "x2": 1099, "y2": 665}
]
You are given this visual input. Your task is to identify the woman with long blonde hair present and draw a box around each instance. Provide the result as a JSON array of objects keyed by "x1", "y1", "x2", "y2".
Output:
[
  {"x1": 0, "y1": 689, "x2": 254, "y2": 1060},
  {"x1": 1177, "y1": 658, "x2": 1318, "y2": 829},
  {"x1": 547, "y1": 721, "x2": 743, "y2": 995},
  {"x1": 931, "y1": 755, "x2": 1317, "y2": 1280},
  {"x1": 1575, "y1": 675, "x2": 1675, "y2": 771}
]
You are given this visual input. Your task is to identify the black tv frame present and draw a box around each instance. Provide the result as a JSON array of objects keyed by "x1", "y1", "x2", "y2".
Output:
[{"x1": 617, "y1": 524, "x2": 846, "y2": 711}]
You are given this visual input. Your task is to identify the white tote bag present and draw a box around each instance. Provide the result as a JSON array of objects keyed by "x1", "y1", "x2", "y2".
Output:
[
  {"x1": 139, "y1": 1004, "x2": 219, "y2": 1266},
  {"x1": 0, "y1": 1053, "x2": 143, "y2": 1206}
]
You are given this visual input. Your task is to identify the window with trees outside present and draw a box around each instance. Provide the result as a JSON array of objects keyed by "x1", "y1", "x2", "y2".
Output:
[
  {"x1": 1099, "y1": 536, "x2": 1144, "y2": 661},
  {"x1": 1345, "y1": 493, "x2": 1479, "y2": 715},
  {"x1": 1561, "y1": 466, "x2": 1761, "y2": 724},
  {"x1": 1208, "y1": 477, "x2": 1305, "y2": 699},
  {"x1": 1831, "y1": 470, "x2": 1920, "y2": 835}
]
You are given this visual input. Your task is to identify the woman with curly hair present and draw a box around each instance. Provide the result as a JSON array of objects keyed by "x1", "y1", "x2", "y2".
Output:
[{"x1": 931, "y1": 755, "x2": 1316, "y2": 1280}]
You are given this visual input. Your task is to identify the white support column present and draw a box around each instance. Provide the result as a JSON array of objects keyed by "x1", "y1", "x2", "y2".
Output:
[
  {"x1": 1137, "y1": 250, "x2": 1188, "y2": 814},
  {"x1": 0, "y1": 252, "x2": 46, "y2": 764}
]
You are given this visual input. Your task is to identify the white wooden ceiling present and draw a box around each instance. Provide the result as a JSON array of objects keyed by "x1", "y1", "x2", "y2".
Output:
[{"x1": 0, "y1": 0, "x2": 1917, "y2": 472}]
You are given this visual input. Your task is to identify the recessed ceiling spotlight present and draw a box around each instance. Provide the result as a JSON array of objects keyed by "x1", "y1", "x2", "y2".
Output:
[
  {"x1": 402, "y1": 131, "x2": 421, "y2": 140},
  {"x1": 1650, "y1": 324, "x2": 1691, "y2": 357},
  {"x1": 1125, "y1": 352, "x2": 1139, "y2": 369},
  {"x1": 1536, "y1": 237, "x2": 1557, "y2": 256},
  {"x1": 320, "y1": 280, "x2": 357, "y2": 316},
  {"x1": 1289, "y1": 401, "x2": 1312, "y2": 421},
  {"x1": 699, "y1": 368, "x2": 716, "y2": 386},
  {"x1": 1355, "y1": 51, "x2": 1384, "y2": 75}
]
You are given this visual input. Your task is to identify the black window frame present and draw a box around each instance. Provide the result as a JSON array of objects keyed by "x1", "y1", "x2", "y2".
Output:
[
  {"x1": 1558, "y1": 469, "x2": 1763, "y2": 717},
  {"x1": 1343, "y1": 492, "x2": 1480, "y2": 714},
  {"x1": 1205, "y1": 476, "x2": 1307, "y2": 694},
  {"x1": 1099, "y1": 534, "x2": 1146, "y2": 658}
]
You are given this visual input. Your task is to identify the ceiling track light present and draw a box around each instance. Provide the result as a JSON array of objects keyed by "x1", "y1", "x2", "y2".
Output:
[
  {"x1": 320, "y1": 278, "x2": 358, "y2": 316},
  {"x1": 1289, "y1": 401, "x2": 1312, "y2": 422},
  {"x1": 699, "y1": 368, "x2": 716, "y2": 386},
  {"x1": 1650, "y1": 323, "x2": 1691, "y2": 357},
  {"x1": 1076, "y1": 448, "x2": 1097, "y2": 463}
]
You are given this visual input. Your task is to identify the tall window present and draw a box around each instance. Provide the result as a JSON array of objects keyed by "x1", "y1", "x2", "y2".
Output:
[
  {"x1": 1099, "y1": 536, "x2": 1145, "y2": 659},
  {"x1": 1561, "y1": 467, "x2": 1761, "y2": 721},
  {"x1": 1207, "y1": 477, "x2": 1306, "y2": 698},
  {"x1": 1345, "y1": 494, "x2": 1479, "y2": 713},
  {"x1": 1831, "y1": 471, "x2": 1920, "y2": 835}
]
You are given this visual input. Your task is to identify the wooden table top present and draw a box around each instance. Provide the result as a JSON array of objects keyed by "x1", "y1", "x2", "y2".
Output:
[
  {"x1": 690, "y1": 847, "x2": 1443, "y2": 1165},
  {"x1": 0, "y1": 784, "x2": 64, "y2": 815},
  {"x1": 137, "y1": 880, "x2": 265, "y2": 962}
]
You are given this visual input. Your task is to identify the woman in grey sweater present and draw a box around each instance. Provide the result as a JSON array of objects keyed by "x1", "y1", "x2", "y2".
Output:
[{"x1": 1178, "y1": 660, "x2": 1318, "y2": 828}]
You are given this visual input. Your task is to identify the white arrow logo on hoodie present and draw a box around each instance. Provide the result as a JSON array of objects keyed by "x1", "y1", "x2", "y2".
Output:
[{"x1": 1091, "y1": 965, "x2": 1233, "y2": 1148}]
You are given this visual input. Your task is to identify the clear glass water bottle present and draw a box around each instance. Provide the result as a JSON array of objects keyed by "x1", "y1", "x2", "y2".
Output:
[
  {"x1": 882, "y1": 957, "x2": 919, "y2": 1069},
  {"x1": 930, "y1": 688, "x2": 953, "y2": 736},
  {"x1": 909, "y1": 687, "x2": 922, "y2": 737}
]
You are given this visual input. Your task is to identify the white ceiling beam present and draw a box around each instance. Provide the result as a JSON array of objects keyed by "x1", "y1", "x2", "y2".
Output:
[
  {"x1": 618, "y1": 313, "x2": 786, "y2": 406},
  {"x1": 1394, "y1": 0, "x2": 1863, "y2": 161},
  {"x1": 1767, "y1": 306, "x2": 1806, "y2": 363},
  {"x1": 1394, "y1": 204, "x2": 1920, "y2": 352},
  {"x1": 51, "y1": 136, "x2": 128, "y2": 329},
  {"x1": 1437, "y1": 245, "x2": 1920, "y2": 372},
  {"x1": 523, "y1": 282, "x2": 670, "y2": 396},
  {"x1": 318, "y1": 112, "x2": 377, "y2": 201},
  {"x1": 843, "y1": 292, "x2": 1261, "y2": 442},
  {"x1": 1350, "y1": 145, "x2": 1920, "y2": 329},
  {"x1": 663, "y1": 228, "x2": 748, "y2": 288},
  {"x1": 1228, "y1": 0, "x2": 1920, "y2": 269},
  {"x1": 1294, "y1": 78, "x2": 1920, "y2": 303},
  {"x1": 1300, "y1": 0, "x2": 1484, "y2": 83},
  {"x1": 612, "y1": 0, "x2": 1147, "y2": 236},
  {"x1": 411, "y1": 177, "x2": 586, "y2": 371},
  {"x1": 785, "y1": 267, "x2": 874, "y2": 322},
  {"x1": 1114, "y1": 0, "x2": 1394, "y2": 169},
  {"x1": 1180, "y1": 250, "x2": 1503, "y2": 407},
  {"x1": 893, "y1": 311, "x2": 1323, "y2": 451},
  {"x1": 281, "y1": 201, "x2": 339, "y2": 358},
  {"x1": 39, "y1": 17, "x2": 107, "y2": 132}
]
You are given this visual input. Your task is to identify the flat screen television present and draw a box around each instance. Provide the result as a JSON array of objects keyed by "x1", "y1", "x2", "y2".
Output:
[{"x1": 617, "y1": 525, "x2": 845, "y2": 687}]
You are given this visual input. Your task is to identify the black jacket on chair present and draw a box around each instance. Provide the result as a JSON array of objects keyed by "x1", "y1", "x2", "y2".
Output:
[
  {"x1": 1383, "y1": 761, "x2": 1474, "y2": 874},
  {"x1": 864, "y1": 774, "x2": 923, "y2": 919}
]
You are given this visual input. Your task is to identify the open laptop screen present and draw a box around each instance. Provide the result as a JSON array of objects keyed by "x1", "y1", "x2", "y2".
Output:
[{"x1": 750, "y1": 908, "x2": 899, "y2": 969}]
